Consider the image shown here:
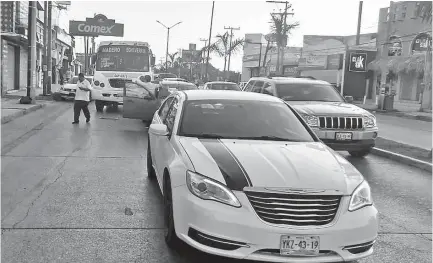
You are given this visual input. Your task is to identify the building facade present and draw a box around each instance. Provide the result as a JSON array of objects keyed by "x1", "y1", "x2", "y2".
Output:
[{"x1": 368, "y1": 1, "x2": 432, "y2": 110}]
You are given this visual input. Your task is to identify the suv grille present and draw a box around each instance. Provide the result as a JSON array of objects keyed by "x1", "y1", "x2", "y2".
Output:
[
  {"x1": 319, "y1": 116, "x2": 363, "y2": 130},
  {"x1": 245, "y1": 191, "x2": 341, "y2": 226}
]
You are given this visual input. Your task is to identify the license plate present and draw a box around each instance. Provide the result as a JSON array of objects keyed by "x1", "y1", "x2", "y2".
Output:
[
  {"x1": 114, "y1": 93, "x2": 123, "y2": 97},
  {"x1": 280, "y1": 235, "x2": 320, "y2": 255},
  {"x1": 335, "y1": 132, "x2": 352, "y2": 141},
  {"x1": 69, "y1": 93, "x2": 75, "y2": 96}
]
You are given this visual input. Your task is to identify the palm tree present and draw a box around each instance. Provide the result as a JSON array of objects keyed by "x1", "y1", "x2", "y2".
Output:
[
  {"x1": 269, "y1": 3, "x2": 299, "y2": 74},
  {"x1": 167, "y1": 52, "x2": 178, "y2": 69},
  {"x1": 211, "y1": 32, "x2": 245, "y2": 74}
]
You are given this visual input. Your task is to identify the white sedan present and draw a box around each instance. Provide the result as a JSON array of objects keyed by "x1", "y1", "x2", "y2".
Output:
[
  {"x1": 147, "y1": 90, "x2": 378, "y2": 262},
  {"x1": 58, "y1": 76, "x2": 94, "y2": 100}
]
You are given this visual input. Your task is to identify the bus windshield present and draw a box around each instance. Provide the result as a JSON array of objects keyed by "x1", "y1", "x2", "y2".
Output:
[{"x1": 96, "y1": 45, "x2": 150, "y2": 72}]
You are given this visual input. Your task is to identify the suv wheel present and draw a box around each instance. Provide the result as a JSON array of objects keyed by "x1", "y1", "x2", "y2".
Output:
[{"x1": 349, "y1": 149, "x2": 371, "y2": 158}]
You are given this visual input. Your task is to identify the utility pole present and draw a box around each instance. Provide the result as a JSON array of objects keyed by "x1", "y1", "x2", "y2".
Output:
[
  {"x1": 25, "y1": 1, "x2": 37, "y2": 101},
  {"x1": 43, "y1": 1, "x2": 48, "y2": 95},
  {"x1": 200, "y1": 38, "x2": 208, "y2": 79},
  {"x1": 205, "y1": 1, "x2": 215, "y2": 82},
  {"x1": 224, "y1": 26, "x2": 240, "y2": 76},
  {"x1": 47, "y1": 1, "x2": 52, "y2": 94},
  {"x1": 84, "y1": 37, "x2": 88, "y2": 75},
  {"x1": 356, "y1": 1, "x2": 363, "y2": 45},
  {"x1": 378, "y1": 1, "x2": 394, "y2": 109},
  {"x1": 267, "y1": 1, "x2": 294, "y2": 75}
]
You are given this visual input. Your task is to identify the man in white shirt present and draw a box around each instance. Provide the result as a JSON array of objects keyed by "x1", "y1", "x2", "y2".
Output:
[{"x1": 72, "y1": 73, "x2": 92, "y2": 124}]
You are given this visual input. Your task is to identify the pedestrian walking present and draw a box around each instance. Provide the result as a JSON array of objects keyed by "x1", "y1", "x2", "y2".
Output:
[{"x1": 72, "y1": 73, "x2": 92, "y2": 124}]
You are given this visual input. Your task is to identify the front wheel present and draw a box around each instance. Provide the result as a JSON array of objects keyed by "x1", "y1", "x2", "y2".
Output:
[
  {"x1": 349, "y1": 149, "x2": 371, "y2": 158},
  {"x1": 163, "y1": 176, "x2": 182, "y2": 249},
  {"x1": 95, "y1": 100, "x2": 104, "y2": 112},
  {"x1": 147, "y1": 140, "x2": 156, "y2": 180}
]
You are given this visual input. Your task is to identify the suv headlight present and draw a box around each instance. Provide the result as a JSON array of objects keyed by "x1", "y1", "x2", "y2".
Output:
[
  {"x1": 186, "y1": 171, "x2": 241, "y2": 208},
  {"x1": 363, "y1": 115, "x2": 377, "y2": 128},
  {"x1": 299, "y1": 113, "x2": 319, "y2": 127},
  {"x1": 349, "y1": 180, "x2": 373, "y2": 211}
]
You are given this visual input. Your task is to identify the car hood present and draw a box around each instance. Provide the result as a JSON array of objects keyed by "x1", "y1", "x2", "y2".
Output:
[
  {"x1": 63, "y1": 84, "x2": 77, "y2": 90},
  {"x1": 179, "y1": 137, "x2": 363, "y2": 195},
  {"x1": 288, "y1": 101, "x2": 370, "y2": 116}
]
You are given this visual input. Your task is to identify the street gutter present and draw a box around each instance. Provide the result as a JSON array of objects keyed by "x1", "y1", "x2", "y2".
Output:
[{"x1": 371, "y1": 147, "x2": 432, "y2": 172}]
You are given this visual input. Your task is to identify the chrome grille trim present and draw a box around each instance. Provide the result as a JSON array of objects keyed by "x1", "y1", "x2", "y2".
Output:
[
  {"x1": 245, "y1": 191, "x2": 341, "y2": 226},
  {"x1": 318, "y1": 116, "x2": 363, "y2": 130}
]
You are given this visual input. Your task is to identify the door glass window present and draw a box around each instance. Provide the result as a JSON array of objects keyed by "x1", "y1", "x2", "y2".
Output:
[
  {"x1": 158, "y1": 97, "x2": 174, "y2": 119},
  {"x1": 252, "y1": 81, "x2": 264, "y2": 93},
  {"x1": 125, "y1": 82, "x2": 151, "y2": 98},
  {"x1": 164, "y1": 97, "x2": 179, "y2": 132},
  {"x1": 244, "y1": 81, "x2": 255, "y2": 92}
]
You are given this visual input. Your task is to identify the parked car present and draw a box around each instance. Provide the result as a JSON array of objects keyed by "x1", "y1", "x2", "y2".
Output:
[
  {"x1": 243, "y1": 77, "x2": 378, "y2": 157},
  {"x1": 57, "y1": 76, "x2": 94, "y2": 101},
  {"x1": 146, "y1": 90, "x2": 378, "y2": 262},
  {"x1": 156, "y1": 79, "x2": 197, "y2": 97},
  {"x1": 203, "y1": 81, "x2": 240, "y2": 91}
]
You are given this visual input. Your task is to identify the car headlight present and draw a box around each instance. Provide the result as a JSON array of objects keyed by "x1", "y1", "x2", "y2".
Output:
[
  {"x1": 186, "y1": 171, "x2": 241, "y2": 208},
  {"x1": 299, "y1": 113, "x2": 319, "y2": 127},
  {"x1": 363, "y1": 115, "x2": 377, "y2": 128},
  {"x1": 348, "y1": 180, "x2": 373, "y2": 211}
]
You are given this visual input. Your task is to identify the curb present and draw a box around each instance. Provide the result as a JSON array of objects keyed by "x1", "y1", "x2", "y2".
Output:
[
  {"x1": 2, "y1": 94, "x2": 53, "y2": 101},
  {"x1": 361, "y1": 108, "x2": 432, "y2": 123},
  {"x1": 1, "y1": 103, "x2": 46, "y2": 124},
  {"x1": 371, "y1": 147, "x2": 432, "y2": 172}
]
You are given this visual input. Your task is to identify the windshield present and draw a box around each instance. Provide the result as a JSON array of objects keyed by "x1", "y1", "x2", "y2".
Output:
[
  {"x1": 209, "y1": 83, "x2": 240, "y2": 91},
  {"x1": 179, "y1": 100, "x2": 315, "y2": 142},
  {"x1": 276, "y1": 83, "x2": 344, "y2": 102},
  {"x1": 178, "y1": 84, "x2": 197, "y2": 90},
  {"x1": 96, "y1": 45, "x2": 149, "y2": 72},
  {"x1": 69, "y1": 77, "x2": 93, "y2": 84}
]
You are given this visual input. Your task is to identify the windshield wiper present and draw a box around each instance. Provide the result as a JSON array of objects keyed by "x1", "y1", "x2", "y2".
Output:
[
  {"x1": 237, "y1": 136, "x2": 301, "y2": 142},
  {"x1": 181, "y1": 133, "x2": 225, "y2": 139}
]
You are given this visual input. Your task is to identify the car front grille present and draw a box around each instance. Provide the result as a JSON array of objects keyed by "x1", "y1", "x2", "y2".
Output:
[
  {"x1": 318, "y1": 116, "x2": 363, "y2": 130},
  {"x1": 244, "y1": 191, "x2": 341, "y2": 226}
]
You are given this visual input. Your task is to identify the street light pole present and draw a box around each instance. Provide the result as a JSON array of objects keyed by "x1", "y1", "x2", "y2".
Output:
[
  {"x1": 205, "y1": 1, "x2": 215, "y2": 82},
  {"x1": 157, "y1": 20, "x2": 182, "y2": 73}
]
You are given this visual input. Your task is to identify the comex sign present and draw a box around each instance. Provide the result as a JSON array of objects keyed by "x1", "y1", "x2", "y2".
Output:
[
  {"x1": 349, "y1": 53, "x2": 367, "y2": 72},
  {"x1": 69, "y1": 14, "x2": 124, "y2": 37}
]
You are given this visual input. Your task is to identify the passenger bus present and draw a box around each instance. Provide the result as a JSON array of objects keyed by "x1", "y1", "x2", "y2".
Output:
[{"x1": 91, "y1": 41, "x2": 156, "y2": 112}]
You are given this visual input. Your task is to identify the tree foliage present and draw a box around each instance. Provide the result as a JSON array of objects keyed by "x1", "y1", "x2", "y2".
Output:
[
  {"x1": 269, "y1": 3, "x2": 300, "y2": 47},
  {"x1": 420, "y1": 1, "x2": 432, "y2": 23}
]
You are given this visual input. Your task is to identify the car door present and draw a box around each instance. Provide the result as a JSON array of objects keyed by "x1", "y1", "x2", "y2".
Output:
[
  {"x1": 153, "y1": 96, "x2": 180, "y2": 182},
  {"x1": 123, "y1": 82, "x2": 160, "y2": 121}
]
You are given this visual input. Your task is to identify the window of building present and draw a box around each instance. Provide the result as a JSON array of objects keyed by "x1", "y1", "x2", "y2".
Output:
[{"x1": 401, "y1": 4, "x2": 407, "y2": 19}]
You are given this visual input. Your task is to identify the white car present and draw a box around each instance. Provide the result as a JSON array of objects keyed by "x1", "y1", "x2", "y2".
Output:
[
  {"x1": 203, "y1": 81, "x2": 240, "y2": 91},
  {"x1": 58, "y1": 76, "x2": 94, "y2": 100},
  {"x1": 147, "y1": 90, "x2": 378, "y2": 262}
]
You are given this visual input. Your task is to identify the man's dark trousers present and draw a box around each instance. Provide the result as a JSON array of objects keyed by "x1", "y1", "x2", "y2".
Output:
[{"x1": 74, "y1": 100, "x2": 90, "y2": 122}]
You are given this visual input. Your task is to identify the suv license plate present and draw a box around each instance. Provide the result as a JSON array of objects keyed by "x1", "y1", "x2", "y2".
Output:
[
  {"x1": 280, "y1": 235, "x2": 320, "y2": 255},
  {"x1": 335, "y1": 132, "x2": 353, "y2": 141}
]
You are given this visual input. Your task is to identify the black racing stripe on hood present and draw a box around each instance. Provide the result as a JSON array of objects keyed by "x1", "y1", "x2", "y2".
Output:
[{"x1": 198, "y1": 138, "x2": 252, "y2": 191}]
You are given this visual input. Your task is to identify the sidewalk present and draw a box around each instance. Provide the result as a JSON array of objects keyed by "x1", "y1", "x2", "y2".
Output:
[
  {"x1": 1, "y1": 98, "x2": 48, "y2": 124},
  {"x1": 2, "y1": 85, "x2": 61, "y2": 101},
  {"x1": 354, "y1": 100, "x2": 432, "y2": 122}
]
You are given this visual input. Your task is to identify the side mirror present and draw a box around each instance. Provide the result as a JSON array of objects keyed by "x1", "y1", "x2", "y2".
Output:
[
  {"x1": 149, "y1": 123, "x2": 169, "y2": 136},
  {"x1": 344, "y1": 96, "x2": 354, "y2": 103},
  {"x1": 151, "y1": 56, "x2": 156, "y2": 67},
  {"x1": 143, "y1": 94, "x2": 154, "y2": 100}
]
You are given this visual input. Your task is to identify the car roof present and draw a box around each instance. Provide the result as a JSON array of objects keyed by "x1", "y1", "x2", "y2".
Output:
[
  {"x1": 248, "y1": 77, "x2": 329, "y2": 85},
  {"x1": 206, "y1": 81, "x2": 237, "y2": 85},
  {"x1": 162, "y1": 80, "x2": 194, "y2": 85},
  {"x1": 181, "y1": 90, "x2": 283, "y2": 102}
]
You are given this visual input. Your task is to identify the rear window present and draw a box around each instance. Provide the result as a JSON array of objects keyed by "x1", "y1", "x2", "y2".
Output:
[{"x1": 209, "y1": 83, "x2": 240, "y2": 91}]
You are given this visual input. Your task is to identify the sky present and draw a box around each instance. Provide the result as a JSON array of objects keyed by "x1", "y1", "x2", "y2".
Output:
[{"x1": 57, "y1": 0, "x2": 391, "y2": 72}]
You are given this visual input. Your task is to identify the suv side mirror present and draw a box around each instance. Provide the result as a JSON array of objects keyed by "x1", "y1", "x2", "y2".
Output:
[
  {"x1": 344, "y1": 96, "x2": 354, "y2": 103},
  {"x1": 151, "y1": 56, "x2": 156, "y2": 67}
]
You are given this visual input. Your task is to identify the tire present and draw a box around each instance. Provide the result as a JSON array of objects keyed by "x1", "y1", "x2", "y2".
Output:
[
  {"x1": 95, "y1": 100, "x2": 104, "y2": 112},
  {"x1": 112, "y1": 103, "x2": 119, "y2": 110},
  {"x1": 61, "y1": 97, "x2": 66, "y2": 101},
  {"x1": 147, "y1": 140, "x2": 156, "y2": 180},
  {"x1": 163, "y1": 175, "x2": 182, "y2": 249},
  {"x1": 349, "y1": 149, "x2": 371, "y2": 158},
  {"x1": 52, "y1": 93, "x2": 61, "y2": 101},
  {"x1": 142, "y1": 120, "x2": 150, "y2": 127}
]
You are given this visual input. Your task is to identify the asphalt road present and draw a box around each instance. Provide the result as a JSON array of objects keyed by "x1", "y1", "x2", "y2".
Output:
[
  {"x1": 2, "y1": 101, "x2": 432, "y2": 263},
  {"x1": 375, "y1": 114, "x2": 432, "y2": 150}
]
